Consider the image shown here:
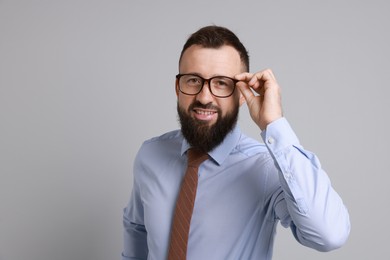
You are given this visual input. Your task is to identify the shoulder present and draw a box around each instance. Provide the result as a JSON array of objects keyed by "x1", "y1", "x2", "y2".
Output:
[
  {"x1": 236, "y1": 132, "x2": 269, "y2": 158},
  {"x1": 143, "y1": 129, "x2": 183, "y2": 146},
  {"x1": 133, "y1": 130, "x2": 184, "y2": 181},
  {"x1": 136, "y1": 129, "x2": 183, "y2": 162}
]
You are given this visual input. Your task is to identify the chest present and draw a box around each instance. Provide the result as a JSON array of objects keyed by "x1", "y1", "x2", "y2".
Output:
[{"x1": 140, "y1": 156, "x2": 278, "y2": 241}]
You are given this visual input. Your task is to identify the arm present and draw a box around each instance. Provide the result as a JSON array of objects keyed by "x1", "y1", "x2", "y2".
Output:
[
  {"x1": 236, "y1": 69, "x2": 350, "y2": 251},
  {"x1": 262, "y1": 117, "x2": 350, "y2": 251},
  {"x1": 122, "y1": 157, "x2": 148, "y2": 260}
]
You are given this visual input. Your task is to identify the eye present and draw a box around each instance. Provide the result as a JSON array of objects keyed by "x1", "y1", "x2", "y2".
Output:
[
  {"x1": 212, "y1": 77, "x2": 233, "y2": 88},
  {"x1": 216, "y1": 80, "x2": 228, "y2": 86},
  {"x1": 185, "y1": 76, "x2": 202, "y2": 85}
]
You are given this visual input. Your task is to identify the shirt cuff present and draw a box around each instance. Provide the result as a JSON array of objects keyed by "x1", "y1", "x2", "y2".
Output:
[{"x1": 260, "y1": 117, "x2": 300, "y2": 154}]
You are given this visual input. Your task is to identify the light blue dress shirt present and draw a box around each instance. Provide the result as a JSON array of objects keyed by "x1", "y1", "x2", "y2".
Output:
[{"x1": 122, "y1": 118, "x2": 350, "y2": 260}]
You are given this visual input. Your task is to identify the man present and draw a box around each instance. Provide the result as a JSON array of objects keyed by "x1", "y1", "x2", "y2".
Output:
[{"x1": 122, "y1": 26, "x2": 350, "y2": 260}]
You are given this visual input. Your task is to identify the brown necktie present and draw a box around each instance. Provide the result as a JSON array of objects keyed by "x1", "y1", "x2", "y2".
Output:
[{"x1": 167, "y1": 148, "x2": 208, "y2": 260}]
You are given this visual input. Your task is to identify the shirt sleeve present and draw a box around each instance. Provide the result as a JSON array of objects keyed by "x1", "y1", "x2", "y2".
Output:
[
  {"x1": 261, "y1": 117, "x2": 351, "y2": 252},
  {"x1": 122, "y1": 153, "x2": 148, "y2": 260}
]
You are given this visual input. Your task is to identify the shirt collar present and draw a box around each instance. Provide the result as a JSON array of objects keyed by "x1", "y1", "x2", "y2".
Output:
[{"x1": 180, "y1": 124, "x2": 241, "y2": 166}]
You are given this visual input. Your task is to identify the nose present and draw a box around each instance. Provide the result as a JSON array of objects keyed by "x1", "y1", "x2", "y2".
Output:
[{"x1": 196, "y1": 81, "x2": 214, "y2": 104}]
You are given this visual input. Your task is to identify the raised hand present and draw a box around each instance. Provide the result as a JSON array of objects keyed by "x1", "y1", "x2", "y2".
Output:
[{"x1": 235, "y1": 69, "x2": 283, "y2": 130}]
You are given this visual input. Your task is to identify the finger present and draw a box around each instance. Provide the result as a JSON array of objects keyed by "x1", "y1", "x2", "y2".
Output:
[
  {"x1": 254, "y1": 69, "x2": 276, "y2": 83},
  {"x1": 236, "y1": 81, "x2": 255, "y2": 102},
  {"x1": 235, "y1": 72, "x2": 254, "y2": 82},
  {"x1": 236, "y1": 69, "x2": 276, "y2": 81},
  {"x1": 266, "y1": 69, "x2": 276, "y2": 80},
  {"x1": 249, "y1": 74, "x2": 261, "y2": 88},
  {"x1": 235, "y1": 73, "x2": 261, "y2": 91}
]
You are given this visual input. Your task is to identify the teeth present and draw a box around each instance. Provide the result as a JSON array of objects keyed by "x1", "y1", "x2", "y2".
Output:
[{"x1": 195, "y1": 110, "x2": 215, "y2": 115}]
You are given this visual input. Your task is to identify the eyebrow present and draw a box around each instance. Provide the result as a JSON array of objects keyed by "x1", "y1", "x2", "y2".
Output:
[{"x1": 180, "y1": 72, "x2": 235, "y2": 79}]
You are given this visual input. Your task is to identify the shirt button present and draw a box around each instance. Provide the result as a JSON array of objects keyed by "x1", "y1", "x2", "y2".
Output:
[{"x1": 267, "y1": 137, "x2": 275, "y2": 144}]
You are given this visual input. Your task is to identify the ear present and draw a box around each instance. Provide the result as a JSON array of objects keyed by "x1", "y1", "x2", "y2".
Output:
[{"x1": 175, "y1": 79, "x2": 179, "y2": 97}]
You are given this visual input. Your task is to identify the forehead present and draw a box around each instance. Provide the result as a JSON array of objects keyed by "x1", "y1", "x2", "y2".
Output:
[{"x1": 179, "y1": 45, "x2": 243, "y2": 76}]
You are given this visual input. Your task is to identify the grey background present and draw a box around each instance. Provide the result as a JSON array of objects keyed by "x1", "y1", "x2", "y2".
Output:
[{"x1": 0, "y1": 0, "x2": 389, "y2": 259}]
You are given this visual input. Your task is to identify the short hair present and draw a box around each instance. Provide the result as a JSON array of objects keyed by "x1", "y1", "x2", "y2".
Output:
[{"x1": 179, "y1": 25, "x2": 250, "y2": 72}]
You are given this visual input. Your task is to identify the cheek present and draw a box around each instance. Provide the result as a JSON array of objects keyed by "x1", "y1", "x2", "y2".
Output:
[
  {"x1": 177, "y1": 94, "x2": 194, "y2": 110},
  {"x1": 220, "y1": 97, "x2": 240, "y2": 116}
]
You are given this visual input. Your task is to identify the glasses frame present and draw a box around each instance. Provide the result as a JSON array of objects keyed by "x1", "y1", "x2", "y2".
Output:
[{"x1": 176, "y1": 73, "x2": 239, "y2": 98}]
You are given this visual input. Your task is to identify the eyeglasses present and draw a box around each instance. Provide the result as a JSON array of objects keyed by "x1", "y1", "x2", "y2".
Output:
[{"x1": 176, "y1": 74, "x2": 238, "y2": 98}]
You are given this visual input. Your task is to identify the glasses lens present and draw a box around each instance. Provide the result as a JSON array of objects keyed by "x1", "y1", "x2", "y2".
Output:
[
  {"x1": 210, "y1": 77, "x2": 235, "y2": 97},
  {"x1": 179, "y1": 75, "x2": 202, "y2": 95},
  {"x1": 178, "y1": 74, "x2": 236, "y2": 97}
]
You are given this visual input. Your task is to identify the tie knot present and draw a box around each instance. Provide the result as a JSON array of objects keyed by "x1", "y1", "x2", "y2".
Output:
[{"x1": 187, "y1": 148, "x2": 208, "y2": 167}]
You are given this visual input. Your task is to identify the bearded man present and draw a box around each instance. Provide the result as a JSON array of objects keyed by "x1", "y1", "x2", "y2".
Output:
[{"x1": 122, "y1": 25, "x2": 350, "y2": 260}]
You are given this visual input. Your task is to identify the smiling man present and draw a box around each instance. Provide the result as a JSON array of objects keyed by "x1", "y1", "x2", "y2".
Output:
[
  {"x1": 122, "y1": 26, "x2": 350, "y2": 260},
  {"x1": 177, "y1": 44, "x2": 245, "y2": 153}
]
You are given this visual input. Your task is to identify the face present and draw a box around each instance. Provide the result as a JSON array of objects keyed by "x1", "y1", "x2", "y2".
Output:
[{"x1": 176, "y1": 45, "x2": 246, "y2": 152}]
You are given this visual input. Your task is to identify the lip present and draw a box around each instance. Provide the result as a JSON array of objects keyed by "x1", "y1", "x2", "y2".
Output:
[{"x1": 192, "y1": 108, "x2": 218, "y2": 122}]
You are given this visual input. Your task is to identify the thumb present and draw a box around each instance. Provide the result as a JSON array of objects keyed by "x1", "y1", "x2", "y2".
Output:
[{"x1": 236, "y1": 81, "x2": 255, "y2": 103}]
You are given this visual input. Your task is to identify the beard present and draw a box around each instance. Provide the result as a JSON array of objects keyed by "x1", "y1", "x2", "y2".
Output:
[{"x1": 177, "y1": 100, "x2": 239, "y2": 153}]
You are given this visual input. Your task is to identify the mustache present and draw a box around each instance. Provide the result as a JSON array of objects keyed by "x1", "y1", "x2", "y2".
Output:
[{"x1": 188, "y1": 101, "x2": 220, "y2": 112}]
